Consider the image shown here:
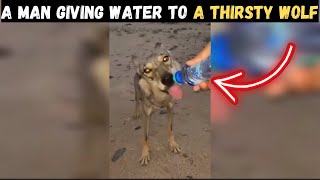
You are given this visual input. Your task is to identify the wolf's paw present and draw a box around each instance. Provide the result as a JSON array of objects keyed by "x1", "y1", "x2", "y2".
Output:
[
  {"x1": 139, "y1": 145, "x2": 150, "y2": 166},
  {"x1": 169, "y1": 138, "x2": 181, "y2": 153}
]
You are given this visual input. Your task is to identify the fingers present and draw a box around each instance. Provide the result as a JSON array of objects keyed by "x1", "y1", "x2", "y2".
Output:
[
  {"x1": 207, "y1": 81, "x2": 212, "y2": 89},
  {"x1": 193, "y1": 82, "x2": 211, "y2": 92},
  {"x1": 186, "y1": 58, "x2": 204, "y2": 67},
  {"x1": 200, "y1": 82, "x2": 209, "y2": 90},
  {"x1": 193, "y1": 85, "x2": 200, "y2": 92}
]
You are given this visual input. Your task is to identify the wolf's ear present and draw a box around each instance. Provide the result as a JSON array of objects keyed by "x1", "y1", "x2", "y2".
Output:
[
  {"x1": 167, "y1": 49, "x2": 172, "y2": 56},
  {"x1": 154, "y1": 42, "x2": 164, "y2": 51},
  {"x1": 131, "y1": 55, "x2": 141, "y2": 74}
]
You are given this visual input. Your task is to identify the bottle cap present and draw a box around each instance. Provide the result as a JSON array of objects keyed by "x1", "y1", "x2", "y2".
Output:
[{"x1": 173, "y1": 71, "x2": 184, "y2": 84}]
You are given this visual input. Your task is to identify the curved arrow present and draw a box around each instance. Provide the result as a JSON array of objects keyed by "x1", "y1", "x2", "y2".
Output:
[{"x1": 211, "y1": 42, "x2": 296, "y2": 105}]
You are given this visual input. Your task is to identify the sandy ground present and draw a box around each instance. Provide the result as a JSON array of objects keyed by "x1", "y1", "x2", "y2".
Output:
[
  {"x1": 212, "y1": 93, "x2": 320, "y2": 178},
  {"x1": 211, "y1": 23, "x2": 320, "y2": 178},
  {"x1": 0, "y1": 24, "x2": 108, "y2": 178},
  {"x1": 210, "y1": 54, "x2": 320, "y2": 179},
  {"x1": 109, "y1": 23, "x2": 211, "y2": 178}
]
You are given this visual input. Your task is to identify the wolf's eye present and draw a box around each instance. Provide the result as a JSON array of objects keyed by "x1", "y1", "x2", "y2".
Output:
[
  {"x1": 162, "y1": 56, "x2": 170, "y2": 62},
  {"x1": 144, "y1": 68, "x2": 152, "y2": 74}
]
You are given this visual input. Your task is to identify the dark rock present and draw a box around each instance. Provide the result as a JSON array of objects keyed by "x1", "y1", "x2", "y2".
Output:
[
  {"x1": 182, "y1": 153, "x2": 189, "y2": 158},
  {"x1": 0, "y1": 46, "x2": 13, "y2": 59},
  {"x1": 112, "y1": 148, "x2": 126, "y2": 162}
]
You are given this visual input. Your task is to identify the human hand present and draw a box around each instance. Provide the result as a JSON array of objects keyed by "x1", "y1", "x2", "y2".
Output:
[
  {"x1": 186, "y1": 42, "x2": 211, "y2": 92},
  {"x1": 186, "y1": 58, "x2": 211, "y2": 92}
]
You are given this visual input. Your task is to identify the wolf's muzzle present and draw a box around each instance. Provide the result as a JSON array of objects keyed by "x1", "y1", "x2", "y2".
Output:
[{"x1": 161, "y1": 72, "x2": 174, "y2": 88}]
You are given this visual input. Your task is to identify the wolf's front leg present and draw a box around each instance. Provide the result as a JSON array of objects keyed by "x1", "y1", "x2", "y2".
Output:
[
  {"x1": 139, "y1": 105, "x2": 152, "y2": 166},
  {"x1": 167, "y1": 102, "x2": 181, "y2": 153}
]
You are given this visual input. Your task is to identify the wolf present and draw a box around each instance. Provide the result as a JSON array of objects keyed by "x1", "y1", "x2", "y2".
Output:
[{"x1": 131, "y1": 43, "x2": 182, "y2": 166}]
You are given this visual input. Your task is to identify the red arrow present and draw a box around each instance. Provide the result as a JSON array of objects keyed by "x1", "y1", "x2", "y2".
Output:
[{"x1": 211, "y1": 42, "x2": 296, "y2": 105}]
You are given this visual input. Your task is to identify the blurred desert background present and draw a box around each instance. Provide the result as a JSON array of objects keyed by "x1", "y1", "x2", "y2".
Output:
[
  {"x1": 211, "y1": 23, "x2": 320, "y2": 178},
  {"x1": 1, "y1": 22, "x2": 319, "y2": 179},
  {"x1": 0, "y1": 24, "x2": 109, "y2": 178}
]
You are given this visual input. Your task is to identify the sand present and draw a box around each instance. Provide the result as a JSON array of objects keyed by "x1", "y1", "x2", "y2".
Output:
[
  {"x1": 210, "y1": 23, "x2": 320, "y2": 178},
  {"x1": 0, "y1": 24, "x2": 108, "y2": 178}
]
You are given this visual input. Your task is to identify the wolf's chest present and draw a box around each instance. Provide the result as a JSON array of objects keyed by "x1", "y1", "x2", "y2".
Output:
[
  {"x1": 148, "y1": 92, "x2": 172, "y2": 108},
  {"x1": 155, "y1": 92, "x2": 171, "y2": 102}
]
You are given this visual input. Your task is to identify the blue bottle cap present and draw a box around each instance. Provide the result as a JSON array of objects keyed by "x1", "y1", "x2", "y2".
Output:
[{"x1": 173, "y1": 71, "x2": 184, "y2": 84}]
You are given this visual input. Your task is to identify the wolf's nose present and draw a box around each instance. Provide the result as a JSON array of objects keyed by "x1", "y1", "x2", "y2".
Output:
[{"x1": 161, "y1": 72, "x2": 174, "y2": 87}]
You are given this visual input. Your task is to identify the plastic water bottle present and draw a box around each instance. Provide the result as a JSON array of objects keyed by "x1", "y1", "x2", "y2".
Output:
[{"x1": 173, "y1": 56, "x2": 211, "y2": 86}]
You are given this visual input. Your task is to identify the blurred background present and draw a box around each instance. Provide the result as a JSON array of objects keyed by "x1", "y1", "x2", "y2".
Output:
[
  {"x1": 0, "y1": 24, "x2": 109, "y2": 178},
  {"x1": 211, "y1": 23, "x2": 320, "y2": 178}
]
